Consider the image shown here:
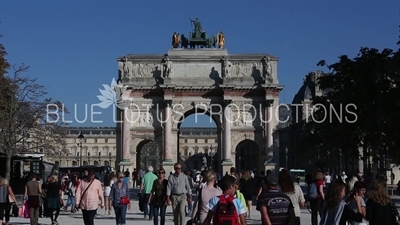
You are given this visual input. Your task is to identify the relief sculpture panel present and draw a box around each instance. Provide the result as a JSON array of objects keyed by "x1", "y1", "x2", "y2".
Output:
[{"x1": 173, "y1": 63, "x2": 221, "y2": 78}]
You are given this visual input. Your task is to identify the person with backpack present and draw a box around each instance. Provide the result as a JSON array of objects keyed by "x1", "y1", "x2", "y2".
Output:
[
  {"x1": 309, "y1": 171, "x2": 325, "y2": 225},
  {"x1": 203, "y1": 175, "x2": 247, "y2": 225},
  {"x1": 257, "y1": 177, "x2": 295, "y2": 225}
]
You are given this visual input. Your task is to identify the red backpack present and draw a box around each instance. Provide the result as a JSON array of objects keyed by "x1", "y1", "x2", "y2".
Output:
[{"x1": 213, "y1": 195, "x2": 239, "y2": 225}]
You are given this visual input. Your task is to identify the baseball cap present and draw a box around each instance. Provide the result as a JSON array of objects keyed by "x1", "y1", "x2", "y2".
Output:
[{"x1": 264, "y1": 177, "x2": 278, "y2": 186}]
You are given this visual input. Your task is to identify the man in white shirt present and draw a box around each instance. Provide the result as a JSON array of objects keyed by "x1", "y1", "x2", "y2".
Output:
[
  {"x1": 341, "y1": 171, "x2": 348, "y2": 183},
  {"x1": 324, "y1": 173, "x2": 332, "y2": 188}
]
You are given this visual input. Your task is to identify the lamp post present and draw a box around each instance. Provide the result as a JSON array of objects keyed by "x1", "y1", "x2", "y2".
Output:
[
  {"x1": 209, "y1": 145, "x2": 215, "y2": 169},
  {"x1": 285, "y1": 147, "x2": 288, "y2": 169},
  {"x1": 58, "y1": 150, "x2": 62, "y2": 166},
  {"x1": 77, "y1": 131, "x2": 84, "y2": 166}
]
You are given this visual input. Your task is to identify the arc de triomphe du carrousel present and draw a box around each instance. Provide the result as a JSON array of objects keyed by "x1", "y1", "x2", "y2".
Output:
[{"x1": 114, "y1": 19, "x2": 282, "y2": 175}]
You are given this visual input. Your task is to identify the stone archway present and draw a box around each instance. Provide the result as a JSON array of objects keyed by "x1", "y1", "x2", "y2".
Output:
[
  {"x1": 176, "y1": 108, "x2": 221, "y2": 171},
  {"x1": 116, "y1": 48, "x2": 282, "y2": 175},
  {"x1": 235, "y1": 140, "x2": 259, "y2": 173},
  {"x1": 136, "y1": 140, "x2": 162, "y2": 171}
]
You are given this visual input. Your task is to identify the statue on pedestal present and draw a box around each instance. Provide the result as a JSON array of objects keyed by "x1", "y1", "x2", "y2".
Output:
[
  {"x1": 222, "y1": 57, "x2": 232, "y2": 79},
  {"x1": 190, "y1": 16, "x2": 203, "y2": 39},
  {"x1": 172, "y1": 32, "x2": 180, "y2": 48},
  {"x1": 262, "y1": 56, "x2": 273, "y2": 79},
  {"x1": 163, "y1": 56, "x2": 172, "y2": 78},
  {"x1": 217, "y1": 31, "x2": 225, "y2": 49}
]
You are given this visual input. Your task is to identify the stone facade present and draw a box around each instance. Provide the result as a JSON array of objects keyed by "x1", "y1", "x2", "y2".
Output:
[
  {"x1": 48, "y1": 127, "x2": 118, "y2": 168},
  {"x1": 116, "y1": 49, "x2": 283, "y2": 175}
]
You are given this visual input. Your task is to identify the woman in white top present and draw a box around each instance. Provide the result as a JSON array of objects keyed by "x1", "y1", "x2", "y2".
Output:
[
  {"x1": 278, "y1": 169, "x2": 305, "y2": 225},
  {"x1": 103, "y1": 174, "x2": 113, "y2": 215},
  {"x1": 191, "y1": 170, "x2": 222, "y2": 223}
]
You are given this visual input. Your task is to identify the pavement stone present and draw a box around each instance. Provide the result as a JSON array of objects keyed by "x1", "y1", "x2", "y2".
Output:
[{"x1": 8, "y1": 187, "x2": 400, "y2": 225}]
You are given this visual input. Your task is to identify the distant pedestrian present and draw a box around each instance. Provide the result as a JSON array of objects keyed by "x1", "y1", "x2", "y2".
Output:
[{"x1": 24, "y1": 173, "x2": 42, "y2": 225}]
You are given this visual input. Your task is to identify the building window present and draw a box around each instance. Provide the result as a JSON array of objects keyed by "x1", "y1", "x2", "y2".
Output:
[
  {"x1": 113, "y1": 147, "x2": 116, "y2": 156},
  {"x1": 105, "y1": 138, "x2": 108, "y2": 143},
  {"x1": 184, "y1": 139, "x2": 187, "y2": 143},
  {"x1": 194, "y1": 146, "x2": 199, "y2": 154},
  {"x1": 93, "y1": 147, "x2": 98, "y2": 156},
  {"x1": 94, "y1": 138, "x2": 97, "y2": 143},
  {"x1": 71, "y1": 147, "x2": 77, "y2": 156},
  {"x1": 103, "y1": 146, "x2": 109, "y2": 156},
  {"x1": 195, "y1": 139, "x2": 198, "y2": 143},
  {"x1": 83, "y1": 147, "x2": 88, "y2": 156},
  {"x1": 184, "y1": 146, "x2": 189, "y2": 156}
]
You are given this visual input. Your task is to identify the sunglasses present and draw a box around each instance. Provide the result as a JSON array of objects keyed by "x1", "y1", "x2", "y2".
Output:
[
  {"x1": 159, "y1": 171, "x2": 165, "y2": 174},
  {"x1": 175, "y1": 167, "x2": 182, "y2": 169}
]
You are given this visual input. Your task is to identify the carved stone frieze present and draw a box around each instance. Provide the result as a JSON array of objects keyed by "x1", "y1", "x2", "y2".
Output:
[
  {"x1": 131, "y1": 101, "x2": 153, "y2": 110},
  {"x1": 136, "y1": 63, "x2": 161, "y2": 77},
  {"x1": 131, "y1": 111, "x2": 153, "y2": 127}
]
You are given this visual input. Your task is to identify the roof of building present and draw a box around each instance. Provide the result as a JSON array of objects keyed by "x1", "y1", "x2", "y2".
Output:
[{"x1": 66, "y1": 127, "x2": 116, "y2": 136}]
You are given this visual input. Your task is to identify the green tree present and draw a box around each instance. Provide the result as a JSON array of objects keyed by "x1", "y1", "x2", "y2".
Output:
[
  {"x1": 300, "y1": 46, "x2": 400, "y2": 173},
  {"x1": 0, "y1": 34, "x2": 69, "y2": 180}
]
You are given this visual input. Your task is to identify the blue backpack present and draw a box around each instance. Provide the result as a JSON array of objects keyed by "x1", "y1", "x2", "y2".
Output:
[{"x1": 308, "y1": 183, "x2": 318, "y2": 199}]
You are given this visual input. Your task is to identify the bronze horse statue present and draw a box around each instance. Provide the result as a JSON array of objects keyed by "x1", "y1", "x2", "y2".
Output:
[{"x1": 206, "y1": 34, "x2": 217, "y2": 48}]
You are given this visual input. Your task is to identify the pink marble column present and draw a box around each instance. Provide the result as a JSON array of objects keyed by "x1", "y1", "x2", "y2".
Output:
[
  {"x1": 223, "y1": 102, "x2": 232, "y2": 162},
  {"x1": 265, "y1": 100, "x2": 274, "y2": 163},
  {"x1": 163, "y1": 101, "x2": 173, "y2": 162},
  {"x1": 121, "y1": 108, "x2": 131, "y2": 164}
]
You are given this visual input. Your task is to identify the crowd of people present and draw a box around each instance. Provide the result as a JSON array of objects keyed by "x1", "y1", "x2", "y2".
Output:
[
  {"x1": 307, "y1": 170, "x2": 399, "y2": 225},
  {"x1": 0, "y1": 166, "x2": 398, "y2": 225}
]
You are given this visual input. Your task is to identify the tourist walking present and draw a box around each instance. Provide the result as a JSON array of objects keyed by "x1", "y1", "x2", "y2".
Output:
[
  {"x1": 44, "y1": 175, "x2": 62, "y2": 225},
  {"x1": 278, "y1": 169, "x2": 305, "y2": 225},
  {"x1": 103, "y1": 174, "x2": 112, "y2": 215},
  {"x1": 203, "y1": 175, "x2": 247, "y2": 225},
  {"x1": 366, "y1": 180, "x2": 395, "y2": 225},
  {"x1": 24, "y1": 173, "x2": 42, "y2": 225},
  {"x1": 346, "y1": 181, "x2": 366, "y2": 225},
  {"x1": 239, "y1": 169, "x2": 256, "y2": 218},
  {"x1": 319, "y1": 180, "x2": 363, "y2": 225},
  {"x1": 64, "y1": 175, "x2": 78, "y2": 213},
  {"x1": 309, "y1": 171, "x2": 324, "y2": 225},
  {"x1": 148, "y1": 168, "x2": 168, "y2": 225},
  {"x1": 76, "y1": 170, "x2": 105, "y2": 225},
  {"x1": 0, "y1": 177, "x2": 17, "y2": 225},
  {"x1": 109, "y1": 172, "x2": 130, "y2": 225},
  {"x1": 166, "y1": 163, "x2": 192, "y2": 225},
  {"x1": 191, "y1": 170, "x2": 222, "y2": 224},
  {"x1": 139, "y1": 166, "x2": 158, "y2": 220},
  {"x1": 257, "y1": 177, "x2": 295, "y2": 225}
]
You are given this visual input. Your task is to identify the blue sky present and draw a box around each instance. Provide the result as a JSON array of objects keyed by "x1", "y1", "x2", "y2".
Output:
[{"x1": 0, "y1": 0, "x2": 398, "y2": 128}]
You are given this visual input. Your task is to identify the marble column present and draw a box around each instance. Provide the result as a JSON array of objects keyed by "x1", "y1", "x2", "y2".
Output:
[
  {"x1": 162, "y1": 101, "x2": 173, "y2": 164},
  {"x1": 264, "y1": 100, "x2": 274, "y2": 165},
  {"x1": 120, "y1": 108, "x2": 132, "y2": 165},
  {"x1": 222, "y1": 101, "x2": 233, "y2": 164}
]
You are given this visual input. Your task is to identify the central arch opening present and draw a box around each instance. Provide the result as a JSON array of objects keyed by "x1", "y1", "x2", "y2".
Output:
[
  {"x1": 136, "y1": 140, "x2": 162, "y2": 171},
  {"x1": 178, "y1": 109, "x2": 220, "y2": 173}
]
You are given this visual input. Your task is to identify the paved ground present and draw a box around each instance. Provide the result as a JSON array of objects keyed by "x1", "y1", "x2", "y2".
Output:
[
  {"x1": 7, "y1": 202, "x2": 315, "y2": 225},
  {"x1": 7, "y1": 187, "x2": 400, "y2": 225}
]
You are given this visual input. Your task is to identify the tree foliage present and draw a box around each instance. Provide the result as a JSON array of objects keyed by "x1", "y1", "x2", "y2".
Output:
[
  {"x1": 299, "y1": 46, "x2": 400, "y2": 168},
  {"x1": 0, "y1": 33, "x2": 69, "y2": 179}
]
